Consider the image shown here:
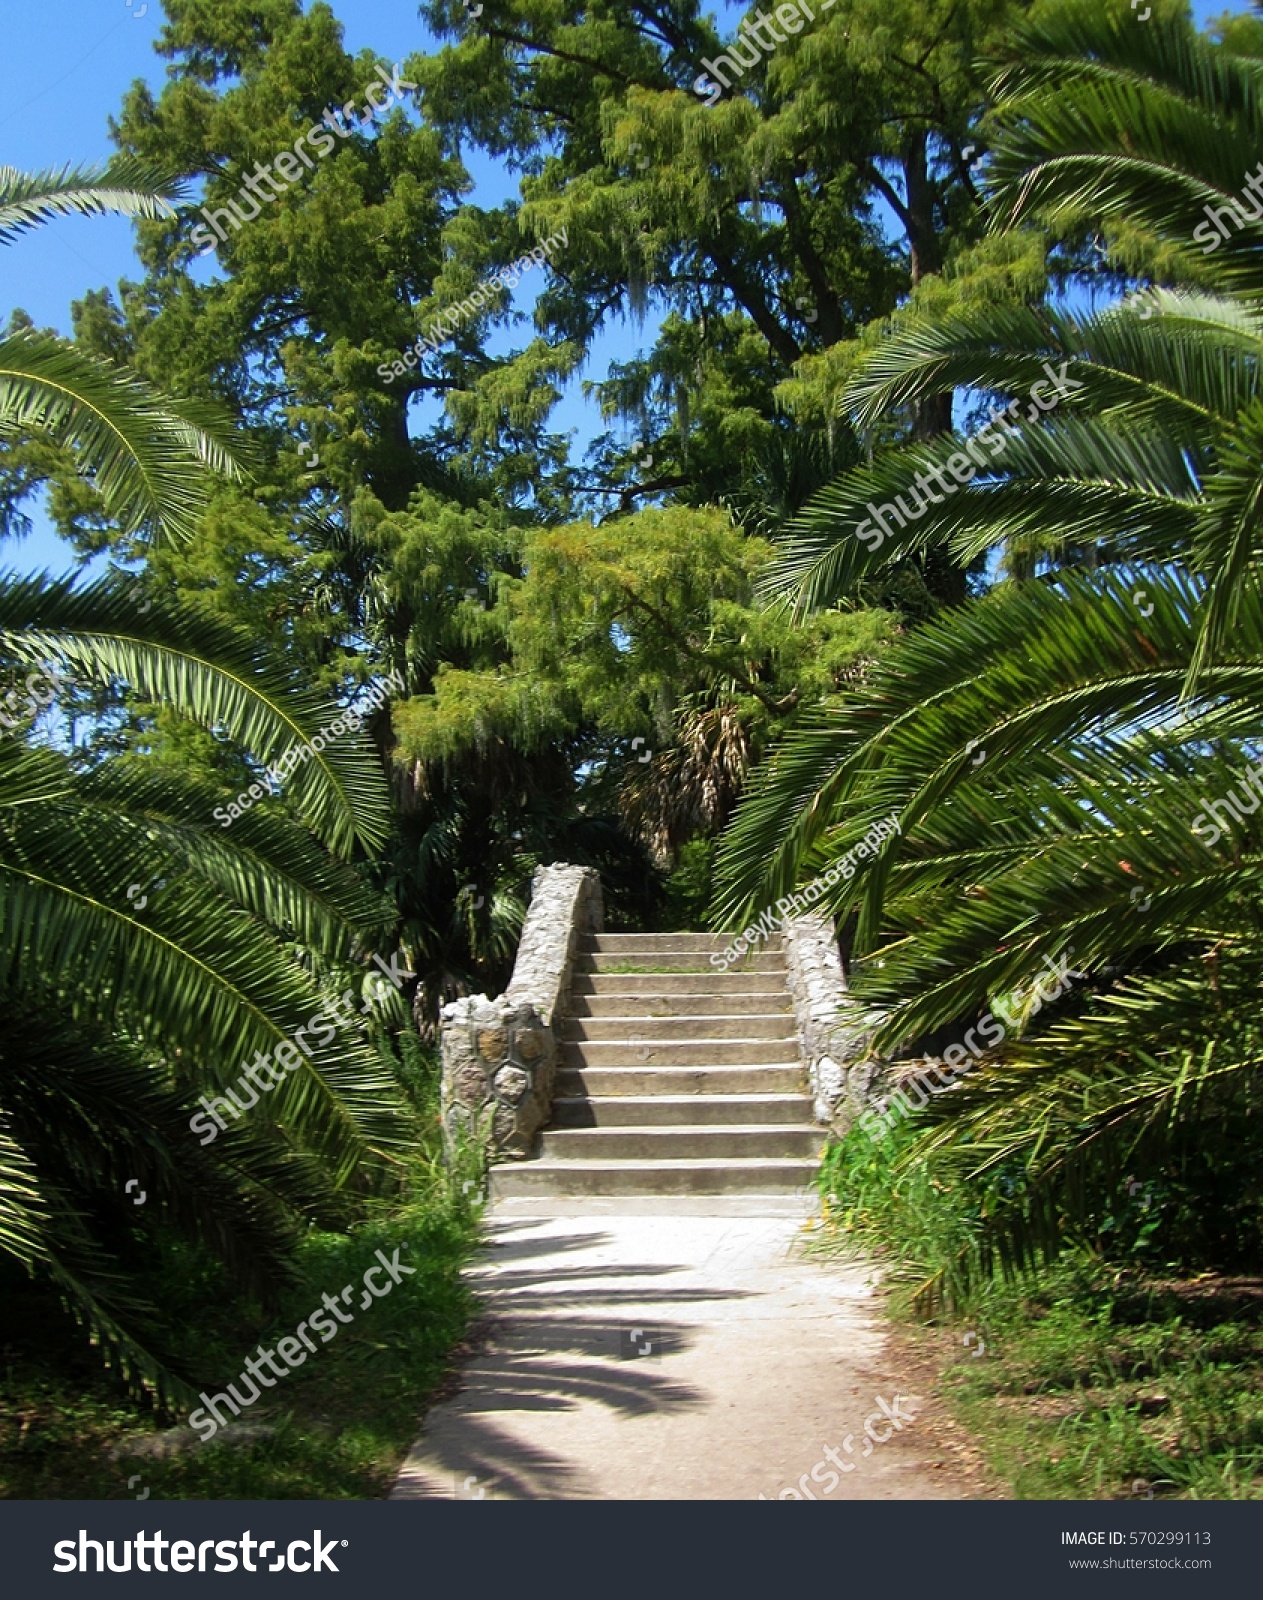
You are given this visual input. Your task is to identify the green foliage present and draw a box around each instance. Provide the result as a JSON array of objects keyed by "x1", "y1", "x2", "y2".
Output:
[
  {"x1": 777, "y1": 222, "x2": 1052, "y2": 430},
  {"x1": 949, "y1": 1269, "x2": 1263, "y2": 1501},
  {"x1": 0, "y1": 159, "x2": 186, "y2": 248},
  {"x1": 662, "y1": 838, "x2": 717, "y2": 930},
  {"x1": 0, "y1": 164, "x2": 247, "y2": 546},
  {"x1": 0, "y1": 573, "x2": 411, "y2": 1400},
  {"x1": 716, "y1": 0, "x2": 1263, "y2": 1297},
  {"x1": 70, "y1": 0, "x2": 1032, "y2": 528},
  {"x1": 818, "y1": 1118, "x2": 982, "y2": 1291},
  {"x1": 15, "y1": 0, "x2": 1263, "y2": 1500},
  {"x1": 15, "y1": 0, "x2": 993, "y2": 1022},
  {"x1": 0, "y1": 1167, "x2": 479, "y2": 1499},
  {"x1": 819, "y1": 1122, "x2": 1263, "y2": 1498},
  {"x1": 0, "y1": 160, "x2": 424, "y2": 1409}
]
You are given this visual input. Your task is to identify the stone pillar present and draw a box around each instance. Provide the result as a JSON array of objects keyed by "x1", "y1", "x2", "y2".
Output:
[
  {"x1": 505, "y1": 863, "x2": 603, "y2": 1024},
  {"x1": 439, "y1": 864, "x2": 603, "y2": 1161},
  {"x1": 780, "y1": 911, "x2": 875, "y2": 1130},
  {"x1": 439, "y1": 997, "x2": 558, "y2": 1158}
]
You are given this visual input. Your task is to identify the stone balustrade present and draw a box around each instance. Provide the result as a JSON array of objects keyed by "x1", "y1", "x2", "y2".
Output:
[
  {"x1": 780, "y1": 911, "x2": 876, "y2": 1130},
  {"x1": 439, "y1": 864, "x2": 603, "y2": 1160}
]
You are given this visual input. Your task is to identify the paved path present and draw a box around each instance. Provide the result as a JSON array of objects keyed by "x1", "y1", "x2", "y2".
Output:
[{"x1": 390, "y1": 1205, "x2": 976, "y2": 1500}]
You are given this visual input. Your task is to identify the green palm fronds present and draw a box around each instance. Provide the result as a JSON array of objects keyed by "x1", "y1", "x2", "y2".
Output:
[
  {"x1": 0, "y1": 159, "x2": 186, "y2": 245},
  {"x1": 0, "y1": 333, "x2": 247, "y2": 545},
  {"x1": 0, "y1": 151, "x2": 399, "y2": 1396},
  {"x1": 719, "y1": 0, "x2": 1263, "y2": 1283},
  {"x1": 984, "y1": 0, "x2": 1263, "y2": 295},
  {"x1": 2, "y1": 572, "x2": 390, "y2": 855},
  {"x1": 0, "y1": 575, "x2": 405, "y2": 1396},
  {"x1": 0, "y1": 160, "x2": 248, "y2": 544}
]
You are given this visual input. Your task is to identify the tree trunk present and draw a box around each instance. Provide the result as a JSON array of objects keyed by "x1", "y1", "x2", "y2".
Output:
[{"x1": 904, "y1": 133, "x2": 953, "y2": 439}]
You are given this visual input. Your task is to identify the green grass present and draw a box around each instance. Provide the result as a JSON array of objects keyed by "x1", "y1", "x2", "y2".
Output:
[
  {"x1": 1, "y1": 1034, "x2": 482, "y2": 1501},
  {"x1": 0, "y1": 1179, "x2": 479, "y2": 1499},
  {"x1": 598, "y1": 960, "x2": 705, "y2": 973},
  {"x1": 946, "y1": 1266, "x2": 1263, "y2": 1500},
  {"x1": 816, "y1": 1121, "x2": 1263, "y2": 1499}
]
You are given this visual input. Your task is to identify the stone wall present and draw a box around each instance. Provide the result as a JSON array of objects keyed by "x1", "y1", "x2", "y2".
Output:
[
  {"x1": 781, "y1": 911, "x2": 875, "y2": 1130},
  {"x1": 505, "y1": 864, "x2": 603, "y2": 1024},
  {"x1": 439, "y1": 864, "x2": 603, "y2": 1161}
]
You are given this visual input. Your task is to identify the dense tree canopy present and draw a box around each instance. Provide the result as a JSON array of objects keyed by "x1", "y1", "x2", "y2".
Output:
[
  {"x1": 7, "y1": 0, "x2": 1263, "y2": 1422},
  {"x1": 4, "y1": 0, "x2": 1006, "y2": 1000},
  {"x1": 717, "y1": 0, "x2": 1263, "y2": 1280}
]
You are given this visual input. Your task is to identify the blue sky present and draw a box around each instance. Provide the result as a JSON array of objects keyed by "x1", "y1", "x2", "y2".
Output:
[
  {"x1": 0, "y1": 0, "x2": 1241, "y2": 575},
  {"x1": 2, "y1": 0, "x2": 658, "y2": 573}
]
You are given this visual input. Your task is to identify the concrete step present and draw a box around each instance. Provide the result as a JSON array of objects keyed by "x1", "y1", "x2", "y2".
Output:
[
  {"x1": 571, "y1": 971, "x2": 789, "y2": 996},
  {"x1": 575, "y1": 952, "x2": 784, "y2": 974},
  {"x1": 556, "y1": 1065, "x2": 808, "y2": 1097},
  {"x1": 569, "y1": 991, "x2": 791, "y2": 1018},
  {"x1": 489, "y1": 1194, "x2": 819, "y2": 1217},
  {"x1": 579, "y1": 932, "x2": 781, "y2": 952},
  {"x1": 562, "y1": 1014, "x2": 796, "y2": 1042},
  {"x1": 550, "y1": 1093, "x2": 814, "y2": 1127},
  {"x1": 538, "y1": 1126, "x2": 825, "y2": 1161},
  {"x1": 563, "y1": 1038, "x2": 800, "y2": 1068},
  {"x1": 491, "y1": 919, "x2": 813, "y2": 1200},
  {"x1": 489, "y1": 1156, "x2": 820, "y2": 1197}
]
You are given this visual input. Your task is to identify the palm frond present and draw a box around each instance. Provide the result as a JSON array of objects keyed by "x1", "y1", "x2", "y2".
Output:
[
  {"x1": 0, "y1": 571, "x2": 391, "y2": 855},
  {"x1": 0, "y1": 332, "x2": 248, "y2": 546},
  {"x1": 0, "y1": 159, "x2": 185, "y2": 247}
]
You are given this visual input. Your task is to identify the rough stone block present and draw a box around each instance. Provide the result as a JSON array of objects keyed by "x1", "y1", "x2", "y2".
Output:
[
  {"x1": 781, "y1": 911, "x2": 876, "y2": 1132},
  {"x1": 492, "y1": 1104, "x2": 519, "y2": 1145},
  {"x1": 438, "y1": 864, "x2": 599, "y2": 1163},
  {"x1": 454, "y1": 1062, "x2": 490, "y2": 1106},
  {"x1": 515, "y1": 1029, "x2": 544, "y2": 1062},
  {"x1": 476, "y1": 1027, "x2": 508, "y2": 1063},
  {"x1": 493, "y1": 1064, "x2": 530, "y2": 1104}
]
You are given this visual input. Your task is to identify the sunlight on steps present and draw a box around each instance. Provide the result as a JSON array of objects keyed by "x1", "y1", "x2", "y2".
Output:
[{"x1": 490, "y1": 932, "x2": 824, "y2": 1199}]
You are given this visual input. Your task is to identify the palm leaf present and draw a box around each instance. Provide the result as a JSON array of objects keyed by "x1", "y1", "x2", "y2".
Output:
[
  {"x1": 0, "y1": 571, "x2": 391, "y2": 855},
  {"x1": 0, "y1": 159, "x2": 185, "y2": 247},
  {"x1": 0, "y1": 332, "x2": 248, "y2": 546}
]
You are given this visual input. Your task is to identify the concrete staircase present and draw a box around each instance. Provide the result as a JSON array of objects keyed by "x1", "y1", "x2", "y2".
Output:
[{"x1": 489, "y1": 932, "x2": 823, "y2": 1198}]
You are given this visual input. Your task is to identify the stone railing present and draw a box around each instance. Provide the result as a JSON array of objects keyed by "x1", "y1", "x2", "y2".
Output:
[
  {"x1": 439, "y1": 864, "x2": 603, "y2": 1161},
  {"x1": 780, "y1": 911, "x2": 875, "y2": 1131}
]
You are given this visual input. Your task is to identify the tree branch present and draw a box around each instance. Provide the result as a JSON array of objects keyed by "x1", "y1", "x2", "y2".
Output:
[
  {"x1": 482, "y1": 28, "x2": 646, "y2": 91},
  {"x1": 616, "y1": 583, "x2": 790, "y2": 714},
  {"x1": 707, "y1": 244, "x2": 802, "y2": 368},
  {"x1": 864, "y1": 164, "x2": 913, "y2": 233},
  {"x1": 782, "y1": 177, "x2": 844, "y2": 346}
]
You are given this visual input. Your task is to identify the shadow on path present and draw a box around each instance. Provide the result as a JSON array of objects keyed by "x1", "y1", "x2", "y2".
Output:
[{"x1": 391, "y1": 1222, "x2": 745, "y2": 1499}]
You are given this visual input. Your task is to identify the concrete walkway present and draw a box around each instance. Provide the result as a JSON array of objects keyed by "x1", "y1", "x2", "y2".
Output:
[{"x1": 390, "y1": 1203, "x2": 976, "y2": 1500}]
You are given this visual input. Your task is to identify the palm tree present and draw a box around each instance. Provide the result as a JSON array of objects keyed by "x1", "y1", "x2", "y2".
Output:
[
  {"x1": 0, "y1": 160, "x2": 246, "y2": 543},
  {"x1": 713, "y1": 0, "x2": 1263, "y2": 1279},
  {"x1": 0, "y1": 572, "x2": 401, "y2": 1403},
  {"x1": 0, "y1": 163, "x2": 402, "y2": 1402}
]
